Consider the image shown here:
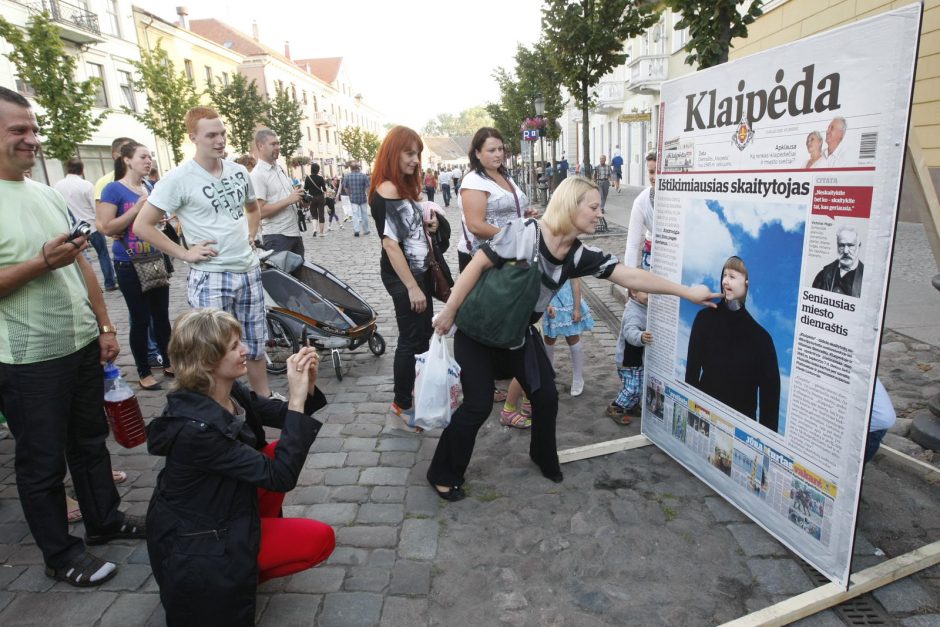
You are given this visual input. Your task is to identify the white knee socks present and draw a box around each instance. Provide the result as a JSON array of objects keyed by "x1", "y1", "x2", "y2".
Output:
[{"x1": 570, "y1": 342, "x2": 585, "y2": 395}]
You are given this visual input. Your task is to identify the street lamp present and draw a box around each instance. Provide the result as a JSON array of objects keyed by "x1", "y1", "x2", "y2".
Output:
[{"x1": 534, "y1": 96, "x2": 546, "y2": 205}]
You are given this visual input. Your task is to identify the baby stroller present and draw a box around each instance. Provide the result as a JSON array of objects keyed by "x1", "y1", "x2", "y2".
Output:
[{"x1": 262, "y1": 251, "x2": 385, "y2": 380}]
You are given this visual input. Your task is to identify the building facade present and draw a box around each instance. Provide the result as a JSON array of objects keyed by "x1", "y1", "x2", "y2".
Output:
[{"x1": 0, "y1": 0, "x2": 157, "y2": 184}]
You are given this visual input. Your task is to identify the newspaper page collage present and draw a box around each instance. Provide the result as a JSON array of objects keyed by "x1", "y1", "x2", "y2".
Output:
[{"x1": 641, "y1": 4, "x2": 921, "y2": 586}]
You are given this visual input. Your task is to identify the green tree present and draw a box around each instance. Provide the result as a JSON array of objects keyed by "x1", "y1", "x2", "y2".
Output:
[
  {"x1": 264, "y1": 83, "x2": 305, "y2": 162},
  {"x1": 486, "y1": 67, "x2": 528, "y2": 158},
  {"x1": 361, "y1": 130, "x2": 380, "y2": 165},
  {"x1": 0, "y1": 12, "x2": 106, "y2": 161},
  {"x1": 665, "y1": 0, "x2": 763, "y2": 69},
  {"x1": 206, "y1": 73, "x2": 266, "y2": 155},
  {"x1": 339, "y1": 126, "x2": 381, "y2": 166},
  {"x1": 542, "y1": 0, "x2": 660, "y2": 174},
  {"x1": 126, "y1": 44, "x2": 200, "y2": 166},
  {"x1": 515, "y1": 41, "x2": 567, "y2": 165},
  {"x1": 423, "y1": 106, "x2": 494, "y2": 136}
]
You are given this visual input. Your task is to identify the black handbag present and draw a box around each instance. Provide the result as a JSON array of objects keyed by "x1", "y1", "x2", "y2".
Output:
[{"x1": 455, "y1": 222, "x2": 541, "y2": 349}]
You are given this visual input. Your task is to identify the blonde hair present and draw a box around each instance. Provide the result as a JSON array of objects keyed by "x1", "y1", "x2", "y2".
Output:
[
  {"x1": 541, "y1": 176, "x2": 598, "y2": 236},
  {"x1": 185, "y1": 106, "x2": 221, "y2": 136},
  {"x1": 168, "y1": 308, "x2": 243, "y2": 395}
]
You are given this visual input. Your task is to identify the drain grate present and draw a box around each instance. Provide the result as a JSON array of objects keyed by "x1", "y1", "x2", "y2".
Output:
[{"x1": 799, "y1": 563, "x2": 893, "y2": 625}]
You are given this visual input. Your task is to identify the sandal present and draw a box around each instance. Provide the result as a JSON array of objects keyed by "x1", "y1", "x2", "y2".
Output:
[
  {"x1": 493, "y1": 389, "x2": 508, "y2": 403},
  {"x1": 606, "y1": 403, "x2": 632, "y2": 426},
  {"x1": 84, "y1": 513, "x2": 146, "y2": 545},
  {"x1": 499, "y1": 407, "x2": 532, "y2": 429},
  {"x1": 45, "y1": 551, "x2": 117, "y2": 587},
  {"x1": 520, "y1": 397, "x2": 531, "y2": 416},
  {"x1": 66, "y1": 496, "x2": 82, "y2": 524},
  {"x1": 112, "y1": 470, "x2": 127, "y2": 484}
]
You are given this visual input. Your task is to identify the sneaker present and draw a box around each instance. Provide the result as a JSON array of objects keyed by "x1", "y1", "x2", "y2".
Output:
[
  {"x1": 148, "y1": 355, "x2": 163, "y2": 368},
  {"x1": 570, "y1": 379, "x2": 585, "y2": 397},
  {"x1": 269, "y1": 391, "x2": 287, "y2": 402},
  {"x1": 84, "y1": 513, "x2": 146, "y2": 545},
  {"x1": 386, "y1": 402, "x2": 422, "y2": 434},
  {"x1": 605, "y1": 403, "x2": 626, "y2": 418}
]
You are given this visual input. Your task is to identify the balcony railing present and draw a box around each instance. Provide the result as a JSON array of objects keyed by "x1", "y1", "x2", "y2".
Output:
[
  {"x1": 313, "y1": 111, "x2": 336, "y2": 127},
  {"x1": 627, "y1": 54, "x2": 668, "y2": 94},
  {"x1": 28, "y1": 0, "x2": 102, "y2": 42},
  {"x1": 596, "y1": 80, "x2": 625, "y2": 112}
]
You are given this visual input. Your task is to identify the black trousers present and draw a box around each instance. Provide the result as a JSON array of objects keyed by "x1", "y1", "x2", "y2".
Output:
[
  {"x1": 114, "y1": 262, "x2": 172, "y2": 379},
  {"x1": 382, "y1": 271, "x2": 433, "y2": 409},
  {"x1": 0, "y1": 341, "x2": 123, "y2": 567},
  {"x1": 427, "y1": 329, "x2": 560, "y2": 487},
  {"x1": 262, "y1": 234, "x2": 305, "y2": 259}
]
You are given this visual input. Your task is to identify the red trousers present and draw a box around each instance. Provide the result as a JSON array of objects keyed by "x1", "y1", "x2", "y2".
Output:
[{"x1": 257, "y1": 441, "x2": 335, "y2": 583}]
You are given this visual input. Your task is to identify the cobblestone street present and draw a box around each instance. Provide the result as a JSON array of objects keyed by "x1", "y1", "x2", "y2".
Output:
[{"x1": 1, "y1": 196, "x2": 939, "y2": 626}]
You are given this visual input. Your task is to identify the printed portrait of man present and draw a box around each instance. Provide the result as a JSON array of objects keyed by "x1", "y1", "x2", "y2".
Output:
[{"x1": 812, "y1": 226, "x2": 864, "y2": 298}]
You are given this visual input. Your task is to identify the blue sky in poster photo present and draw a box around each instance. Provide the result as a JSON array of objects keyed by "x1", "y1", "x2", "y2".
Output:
[{"x1": 675, "y1": 198, "x2": 807, "y2": 434}]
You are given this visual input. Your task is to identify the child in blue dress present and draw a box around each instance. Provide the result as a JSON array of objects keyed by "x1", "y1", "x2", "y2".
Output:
[{"x1": 543, "y1": 278, "x2": 594, "y2": 396}]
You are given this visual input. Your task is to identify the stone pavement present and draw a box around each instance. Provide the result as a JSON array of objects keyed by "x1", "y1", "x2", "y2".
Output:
[{"x1": 0, "y1": 196, "x2": 939, "y2": 626}]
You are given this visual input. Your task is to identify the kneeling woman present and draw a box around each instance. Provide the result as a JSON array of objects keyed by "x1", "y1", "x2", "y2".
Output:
[
  {"x1": 146, "y1": 309, "x2": 335, "y2": 625},
  {"x1": 427, "y1": 177, "x2": 720, "y2": 500}
]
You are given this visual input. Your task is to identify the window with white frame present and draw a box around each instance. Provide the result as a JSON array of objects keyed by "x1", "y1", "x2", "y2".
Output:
[
  {"x1": 87, "y1": 62, "x2": 108, "y2": 108},
  {"x1": 106, "y1": 0, "x2": 121, "y2": 37},
  {"x1": 118, "y1": 70, "x2": 136, "y2": 111}
]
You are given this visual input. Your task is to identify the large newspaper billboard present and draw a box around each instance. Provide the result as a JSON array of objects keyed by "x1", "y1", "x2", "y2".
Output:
[{"x1": 642, "y1": 4, "x2": 921, "y2": 586}]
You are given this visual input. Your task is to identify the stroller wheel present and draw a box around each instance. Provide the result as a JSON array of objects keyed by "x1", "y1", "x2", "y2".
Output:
[
  {"x1": 265, "y1": 314, "x2": 298, "y2": 375},
  {"x1": 331, "y1": 350, "x2": 343, "y2": 381},
  {"x1": 368, "y1": 332, "x2": 386, "y2": 356}
]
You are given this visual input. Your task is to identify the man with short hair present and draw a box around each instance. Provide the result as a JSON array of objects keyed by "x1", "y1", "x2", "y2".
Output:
[
  {"x1": 134, "y1": 106, "x2": 277, "y2": 397},
  {"x1": 54, "y1": 158, "x2": 117, "y2": 291},
  {"x1": 824, "y1": 117, "x2": 848, "y2": 168},
  {"x1": 250, "y1": 128, "x2": 305, "y2": 257},
  {"x1": 438, "y1": 166, "x2": 453, "y2": 207},
  {"x1": 593, "y1": 155, "x2": 612, "y2": 211},
  {"x1": 94, "y1": 136, "x2": 134, "y2": 200},
  {"x1": 0, "y1": 86, "x2": 144, "y2": 588},
  {"x1": 451, "y1": 165, "x2": 461, "y2": 194},
  {"x1": 812, "y1": 226, "x2": 864, "y2": 297},
  {"x1": 340, "y1": 160, "x2": 371, "y2": 237}
]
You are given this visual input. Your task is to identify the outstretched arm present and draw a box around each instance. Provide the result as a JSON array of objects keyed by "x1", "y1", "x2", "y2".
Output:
[{"x1": 607, "y1": 263, "x2": 720, "y2": 308}]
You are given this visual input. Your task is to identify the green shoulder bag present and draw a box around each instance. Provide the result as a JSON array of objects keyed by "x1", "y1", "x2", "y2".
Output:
[{"x1": 455, "y1": 223, "x2": 542, "y2": 349}]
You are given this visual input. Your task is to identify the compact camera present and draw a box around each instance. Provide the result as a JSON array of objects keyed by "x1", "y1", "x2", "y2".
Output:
[{"x1": 68, "y1": 220, "x2": 92, "y2": 241}]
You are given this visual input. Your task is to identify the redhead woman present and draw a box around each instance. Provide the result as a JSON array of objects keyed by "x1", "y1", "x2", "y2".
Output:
[
  {"x1": 426, "y1": 176, "x2": 720, "y2": 500},
  {"x1": 369, "y1": 126, "x2": 442, "y2": 430},
  {"x1": 146, "y1": 308, "x2": 334, "y2": 625}
]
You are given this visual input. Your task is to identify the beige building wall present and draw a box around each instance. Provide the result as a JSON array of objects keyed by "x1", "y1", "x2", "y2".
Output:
[
  {"x1": 132, "y1": 7, "x2": 244, "y2": 168},
  {"x1": 730, "y1": 0, "x2": 940, "y2": 168}
]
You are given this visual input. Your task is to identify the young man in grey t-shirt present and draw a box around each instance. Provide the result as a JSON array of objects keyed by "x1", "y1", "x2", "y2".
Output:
[{"x1": 134, "y1": 106, "x2": 277, "y2": 398}]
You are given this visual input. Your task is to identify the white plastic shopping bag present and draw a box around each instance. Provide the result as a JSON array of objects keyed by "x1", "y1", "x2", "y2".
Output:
[{"x1": 413, "y1": 334, "x2": 461, "y2": 430}]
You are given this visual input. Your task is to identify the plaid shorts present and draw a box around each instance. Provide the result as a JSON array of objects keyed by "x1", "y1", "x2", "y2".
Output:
[
  {"x1": 617, "y1": 366, "x2": 643, "y2": 409},
  {"x1": 187, "y1": 267, "x2": 267, "y2": 359}
]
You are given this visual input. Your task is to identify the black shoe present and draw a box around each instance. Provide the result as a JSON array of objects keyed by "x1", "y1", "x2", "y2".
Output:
[
  {"x1": 354, "y1": 232, "x2": 360, "y2": 237},
  {"x1": 428, "y1": 478, "x2": 465, "y2": 502},
  {"x1": 84, "y1": 513, "x2": 146, "y2": 545},
  {"x1": 531, "y1": 455, "x2": 564, "y2": 483}
]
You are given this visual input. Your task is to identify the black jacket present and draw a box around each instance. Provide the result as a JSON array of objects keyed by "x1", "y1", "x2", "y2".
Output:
[
  {"x1": 145, "y1": 382, "x2": 325, "y2": 626},
  {"x1": 685, "y1": 301, "x2": 780, "y2": 431},
  {"x1": 812, "y1": 259, "x2": 863, "y2": 297}
]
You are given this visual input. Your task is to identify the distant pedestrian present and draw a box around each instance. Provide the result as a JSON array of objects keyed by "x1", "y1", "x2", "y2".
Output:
[
  {"x1": 340, "y1": 161, "x2": 371, "y2": 237},
  {"x1": 423, "y1": 168, "x2": 437, "y2": 202},
  {"x1": 451, "y1": 165, "x2": 462, "y2": 193},
  {"x1": 54, "y1": 158, "x2": 117, "y2": 291},
  {"x1": 611, "y1": 150, "x2": 623, "y2": 191},
  {"x1": 438, "y1": 167, "x2": 453, "y2": 207},
  {"x1": 303, "y1": 163, "x2": 329, "y2": 238},
  {"x1": 593, "y1": 155, "x2": 612, "y2": 211},
  {"x1": 560, "y1": 154, "x2": 569, "y2": 179}
]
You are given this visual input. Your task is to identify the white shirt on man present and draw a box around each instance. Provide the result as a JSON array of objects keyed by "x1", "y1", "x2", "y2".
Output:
[
  {"x1": 250, "y1": 159, "x2": 300, "y2": 238},
  {"x1": 438, "y1": 170, "x2": 453, "y2": 186},
  {"x1": 824, "y1": 141, "x2": 849, "y2": 168},
  {"x1": 53, "y1": 174, "x2": 97, "y2": 231},
  {"x1": 148, "y1": 159, "x2": 258, "y2": 273}
]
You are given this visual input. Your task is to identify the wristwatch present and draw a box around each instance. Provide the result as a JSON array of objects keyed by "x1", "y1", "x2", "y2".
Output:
[{"x1": 99, "y1": 324, "x2": 118, "y2": 334}]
